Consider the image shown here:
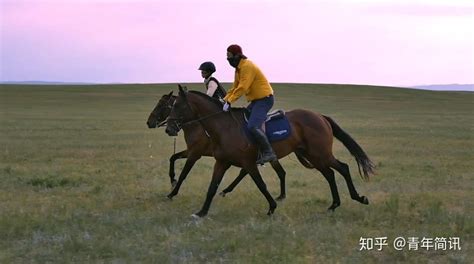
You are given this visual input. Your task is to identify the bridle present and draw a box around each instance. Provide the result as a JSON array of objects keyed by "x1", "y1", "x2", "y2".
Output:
[{"x1": 150, "y1": 96, "x2": 175, "y2": 128}]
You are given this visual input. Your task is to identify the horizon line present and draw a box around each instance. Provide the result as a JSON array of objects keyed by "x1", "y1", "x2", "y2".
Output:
[{"x1": 1, "y1": 81, "x2": 473, "y2": 90}]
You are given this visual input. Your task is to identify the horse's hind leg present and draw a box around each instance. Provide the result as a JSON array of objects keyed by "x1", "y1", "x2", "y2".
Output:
[
  {"x1": 332, "y1": 159, "x2": 369, "y2": 205},
  {"x1": 270, "y1": 160, "x2": 286, "y2": 201},
  {"x1": 318, "y1": 167, "x2": 341, "y2": 211},
  {"x1": 301, "y1": 153, "x2": 341, "y2": 211},
  {"x1": 169, "y1": 150, "x2": 188, "y2": 187},
  {"x1": 219, "y1": 169, "x2": 248, "y2": 197}
]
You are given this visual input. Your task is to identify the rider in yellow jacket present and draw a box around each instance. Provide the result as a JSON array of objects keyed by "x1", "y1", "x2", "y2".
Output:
[
  {"x1": 224, "y1": 59, "x2": 273, "y2": 103},
  {"x1": 223, "y1": 44, "x2": 277, "y2": 164}
]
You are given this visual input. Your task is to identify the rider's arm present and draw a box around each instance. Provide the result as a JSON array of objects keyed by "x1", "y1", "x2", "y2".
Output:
[{"x1": 224, "y1": 64, "x2": 256, "y2": 103}]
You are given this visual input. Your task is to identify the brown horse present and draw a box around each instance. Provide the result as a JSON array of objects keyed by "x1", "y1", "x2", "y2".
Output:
[
  {"x1": 146, "y1": 92, "x2": 288, "y2": 200},
  {"x1": 166, "y1": 85, "x2": 375, "y2": 218}
]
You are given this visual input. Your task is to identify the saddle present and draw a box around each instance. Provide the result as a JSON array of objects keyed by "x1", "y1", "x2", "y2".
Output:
[{"x1": 243, "y1": 109, "x2": 285, "y2": 123}]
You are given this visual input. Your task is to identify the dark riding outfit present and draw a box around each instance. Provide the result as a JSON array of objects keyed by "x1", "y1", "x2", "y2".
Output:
[
  {"x1": 223, "y1": 44, "x2": 277, "y2": 164},
  {"x1": 198, "y1": 61, "x2": 226, "y2": 102}
]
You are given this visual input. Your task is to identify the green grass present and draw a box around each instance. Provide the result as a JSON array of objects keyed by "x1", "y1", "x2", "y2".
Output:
[{"x1": 0, "y1": 83, "x2": 472, "y2": 263}]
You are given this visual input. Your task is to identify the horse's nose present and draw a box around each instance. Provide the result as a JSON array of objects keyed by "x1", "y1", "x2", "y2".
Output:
[
  {"x1": 147, "y1": 120, "x2": 156, "y2": 129},
  {"x1": 165, "y1": 127, "x2": 176, "y2": 136}
]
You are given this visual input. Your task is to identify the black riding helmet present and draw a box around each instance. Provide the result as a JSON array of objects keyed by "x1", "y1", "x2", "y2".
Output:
[{"x1": 198, "y1": 61, "x2": 216, "y2": 73}]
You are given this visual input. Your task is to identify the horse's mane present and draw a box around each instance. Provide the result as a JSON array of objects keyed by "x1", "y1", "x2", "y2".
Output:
[
  {"x1": 188, "y1": 90, "x2": 223, "y2": 107},
  {"x1": 187, "y1": 90, "x2": 247, "y2": 115}
]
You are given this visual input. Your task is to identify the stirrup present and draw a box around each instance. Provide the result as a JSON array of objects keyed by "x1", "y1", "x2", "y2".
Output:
[{"x1": 256, "y1": 152, "x2": 277, "y2": 165}]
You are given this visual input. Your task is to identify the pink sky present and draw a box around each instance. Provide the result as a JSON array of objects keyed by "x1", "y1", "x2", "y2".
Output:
[{"x1": 1, "y1": 0, "x2": 473, "y2": 87}]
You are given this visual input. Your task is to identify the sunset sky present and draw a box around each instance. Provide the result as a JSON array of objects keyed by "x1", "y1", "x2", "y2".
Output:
[{"x1": 1, "y1": 0, "x2": 473, "y2": 87}]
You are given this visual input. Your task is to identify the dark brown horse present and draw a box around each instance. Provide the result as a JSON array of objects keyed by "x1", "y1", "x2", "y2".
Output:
[
  {"x1": 146, "y1": 92, "x2": 288, "y2": 200},
  {"x1": 166, "y1": 85, "x2": 375, "y2": 218}
]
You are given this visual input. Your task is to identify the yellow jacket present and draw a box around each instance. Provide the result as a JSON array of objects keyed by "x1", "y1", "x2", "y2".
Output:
[{"x1": 224, "y1": 59, "x2": 274, "y2": 103}]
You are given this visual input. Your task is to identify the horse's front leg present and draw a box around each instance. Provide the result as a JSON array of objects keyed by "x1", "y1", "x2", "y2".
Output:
[
  {"x1": 167, "y1": 155, "x2": 200, "y2": 199},
  {"x1": 245, "y1": 163, "x2": 277, "y2": 215},
  {"x1": 168, "y1": 150, "x2": 188, "y2": 188},
  {"x1": 192, "y1": 160, "x2": 231, "y2": 218},
  {"x1": 219, "y1": 169, "x2": 248, "y2": 197}
]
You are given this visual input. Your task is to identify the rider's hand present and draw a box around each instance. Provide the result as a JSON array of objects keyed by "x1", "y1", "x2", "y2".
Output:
[{"x1": 223, "y1": 101, "x2": 230, "y2": 112}]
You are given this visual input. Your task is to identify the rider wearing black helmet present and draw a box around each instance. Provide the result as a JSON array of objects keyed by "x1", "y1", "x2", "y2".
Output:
[{"x1": 198, "y1": 61, "x2": 226, "y2": 102}]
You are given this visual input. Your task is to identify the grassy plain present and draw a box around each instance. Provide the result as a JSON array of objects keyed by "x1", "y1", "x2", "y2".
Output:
[{"x1": 0, "y1": 83, "x2": 472, "y2": 263}]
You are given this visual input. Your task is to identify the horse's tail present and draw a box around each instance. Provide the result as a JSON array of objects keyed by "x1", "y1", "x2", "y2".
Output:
[{"x1": 323, "y1": 115, "x2": 375, "y2": 180}]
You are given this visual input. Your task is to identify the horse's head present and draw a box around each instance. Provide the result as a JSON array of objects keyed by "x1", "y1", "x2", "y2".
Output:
[
  {"x1": 146, "y1": 91, "x2": 176, "y2": 128},
  {"x1": 165, "y1": 85, "x2": 198, "y2": 136}
]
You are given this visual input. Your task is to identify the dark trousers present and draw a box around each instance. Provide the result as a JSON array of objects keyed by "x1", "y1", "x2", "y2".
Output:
[{"x1": 247, "y1": 95, "x2": 274, "y2": 130}]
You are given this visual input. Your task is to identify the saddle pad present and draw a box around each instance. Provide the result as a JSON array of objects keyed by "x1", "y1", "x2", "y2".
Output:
[
  {"x1": 264, "y1": 115, "x2": 292, "y2": 142},
  {"x1": 243, "y1": 112, "x2": 292, "y2": 143}
]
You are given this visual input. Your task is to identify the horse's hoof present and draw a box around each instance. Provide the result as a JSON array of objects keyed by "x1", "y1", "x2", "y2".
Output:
[
  {"x1": 276, "y1": 195, "x2": 286, "y2": 201},
  {"x1": 327, "y1": 203, "x2": 340, "y2": 211},
  {"x1": 191, "y1": 214, "x2": 201, "y2": 219},
  {"x1": 166, "y1": 194, "x2": 174, "y2": 200},
  {"x1": 219, "y1": 191, "x2": 226, "y2": 197},
  {"x1": 267, "y1": 206, "x2": 276, "y2": 216},
  {"x1": 170, "y1": 180, "x2": 177, "y2": 188},
  {"x1": 361, "y1": 196, "x2": 369, "y2": 205},
  {"x1": 192, "y1": 211, "x2": 206, "y2": 218}
]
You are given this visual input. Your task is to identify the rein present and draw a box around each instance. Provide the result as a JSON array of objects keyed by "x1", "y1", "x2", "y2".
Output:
[
  {"x1": 167, "y1": 110, "x2": 225, "y2": 129},
  {"x1": 156, "y1": 120, "x2": 168, "y2": 128},
  {"x1": 166, "y1": 91, "x2": 248, "y2": 150},
  {"x1": 167, "y1": 92, "x2": 241, "y2": 134}
]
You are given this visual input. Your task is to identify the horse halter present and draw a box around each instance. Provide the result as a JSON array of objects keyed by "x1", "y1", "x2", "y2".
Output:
[{"x1": 151, "y1": 96, "x2": 175, "y2": 128}]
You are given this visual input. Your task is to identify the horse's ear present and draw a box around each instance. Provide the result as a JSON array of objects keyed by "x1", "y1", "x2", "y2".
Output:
[
  {"x1": 168, "y1": 91, "x2": 173, "y2": 96},
  {"x1": 178, "y1": 84, "x2": 184, "y2": 94},
  {"x1": 178, "y1": 84, "x2": 187, "y2": 96}
]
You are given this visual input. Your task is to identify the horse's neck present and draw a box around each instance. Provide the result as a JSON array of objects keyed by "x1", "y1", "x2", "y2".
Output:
[
  {"x1": 182, "y1": 122, "x2": 207, "y2": 142},
  {"x1": 189, "y1": 96, "x2": 239, "y2": 140},
  {"x1": 192, "y1": 102, "x2": 244, "y2": 144}
]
